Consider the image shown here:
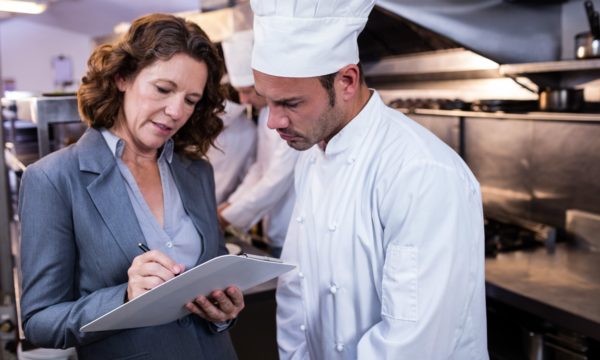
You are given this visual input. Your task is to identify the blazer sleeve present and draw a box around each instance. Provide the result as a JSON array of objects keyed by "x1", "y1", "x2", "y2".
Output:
[{"x1": 19, "y1": 165, "x2": 127, "y2": 349}]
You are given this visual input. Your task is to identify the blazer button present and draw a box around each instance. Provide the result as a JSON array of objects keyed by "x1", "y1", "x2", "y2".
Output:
[{"x1": 178, "y1": 316, "x2": 191, "y2": 328}]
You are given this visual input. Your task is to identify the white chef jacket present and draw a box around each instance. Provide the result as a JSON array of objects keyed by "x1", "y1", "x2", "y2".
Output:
[
  {"x1": 207, "y1": 101, "x2": 257, "y2": 204},
  {"x1": 221, "y1": 107, "x2": 299, "y2": 248},
  {"x1": 277, "y1": 91, "x2": 488, "y2": 359}
]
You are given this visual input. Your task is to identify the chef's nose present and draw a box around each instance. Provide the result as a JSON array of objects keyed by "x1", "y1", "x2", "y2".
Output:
[{"x1": 267, "y1": 106, "x2": 289, "y2": 130}]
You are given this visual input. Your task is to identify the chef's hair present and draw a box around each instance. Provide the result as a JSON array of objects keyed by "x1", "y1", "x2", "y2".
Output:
[
  {"x1": 77, "y1": 13, "x2": 225, "y2": 159},
  {"x1": 318, "y1": 62, "x2": 365, "y2": 108}
]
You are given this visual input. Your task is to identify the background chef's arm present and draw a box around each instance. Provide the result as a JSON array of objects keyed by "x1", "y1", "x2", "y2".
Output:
[
  {"x1": 221, "y1": 137, "x2": 298, "y2": 230},
  {"x1": 19, "y1": 167, "x2": 127, "y2": 348},
  {"x1": 357, "y1": 161, "x2": 483, "y2": 359}
]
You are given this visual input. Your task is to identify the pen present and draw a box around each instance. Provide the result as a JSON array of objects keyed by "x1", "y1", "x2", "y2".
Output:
[{"x1": 137, "y1": 242, "x2": 150, "y2": 253}]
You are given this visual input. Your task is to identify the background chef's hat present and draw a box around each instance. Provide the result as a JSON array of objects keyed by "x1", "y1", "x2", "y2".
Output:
[
  {"x1": 250, "y1": 0, "x2": 375, "y2": 78},
  {"x1": 222, "y1": 30, "x2": 255, "y2": 87}
]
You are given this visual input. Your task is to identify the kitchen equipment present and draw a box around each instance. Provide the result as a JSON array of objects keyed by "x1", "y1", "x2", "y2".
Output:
[
  {"x1": 577, "y1": 1, "x2": 600, "y2": 59},
  {"x1": 471, "y1": 99, "x2": 538, "y2": 113},
  {"x1": 576, "y1": 31, "x2": 600, "y2": 59},
  {"x1": 539, "y1": 88, "x2": 584, "y2": 112},
  {"x1": 585, "y1": 1, "x2": 599, "y2": 37},
  {"x1": 484, "y1": 217, "x2": 557, "y2": 258}
]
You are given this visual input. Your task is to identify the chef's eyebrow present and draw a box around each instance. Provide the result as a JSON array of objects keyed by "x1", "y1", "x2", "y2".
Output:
[{"x1": 272, "y1": 97, "x2": 302, "y2": 106}]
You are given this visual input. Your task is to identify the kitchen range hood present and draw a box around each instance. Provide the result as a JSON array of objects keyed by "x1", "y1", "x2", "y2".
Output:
[{"x1": 360, "y1": 1, "x2": 564, "y2": 65}]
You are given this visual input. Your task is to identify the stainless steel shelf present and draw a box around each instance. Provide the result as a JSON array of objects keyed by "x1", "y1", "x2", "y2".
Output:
[
  {"x1": 364, "y1": 48, "x2": 502, "y2": 81},
  {"x1": 408, "y1": 108, "x2": 600, "y2": 123},
  {"x1": 500, "y1": 58, "x2": 600, "y2": 76}
]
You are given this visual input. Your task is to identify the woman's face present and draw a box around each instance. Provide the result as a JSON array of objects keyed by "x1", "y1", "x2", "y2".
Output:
[{"x1": 114, "y1": 53, "x2": 208, "y2": 155}]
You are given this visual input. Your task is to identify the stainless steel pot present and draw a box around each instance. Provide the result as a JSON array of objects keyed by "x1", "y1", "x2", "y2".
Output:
[
  {"x1": 575, "y1": 31, "x2": 600, "y2": 59},
  {"x1": 539, "y1": 88, "x2": 584, "y2": 112}
]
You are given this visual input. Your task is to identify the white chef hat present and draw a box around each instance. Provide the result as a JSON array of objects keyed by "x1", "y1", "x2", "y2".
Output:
[
  {"x1": 222, "y1": 30, "x2": 255, "y2": 87},
  {"x1": 250, "y1": 0, "x2": 375, "y2": 78}
]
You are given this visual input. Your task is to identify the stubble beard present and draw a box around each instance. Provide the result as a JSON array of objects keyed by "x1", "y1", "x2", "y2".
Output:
[{"x1": 286, "y1": 103, "x2": 343, "y2": 152}]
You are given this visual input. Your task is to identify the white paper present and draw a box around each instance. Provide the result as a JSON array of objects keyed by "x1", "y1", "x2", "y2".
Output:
[{"x1": 81, "y1": 254, "x2": 294, "y2": 332}]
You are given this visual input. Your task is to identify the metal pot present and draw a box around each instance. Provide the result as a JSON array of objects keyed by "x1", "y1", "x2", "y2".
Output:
[
  {"x1": 575, "y1": 31, "x2": 600, "y2": 59},
  {"x1": 538, "y1": 88, "x2": 584, "y2": 112}
]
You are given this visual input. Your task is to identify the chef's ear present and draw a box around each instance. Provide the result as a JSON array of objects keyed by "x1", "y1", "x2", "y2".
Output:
[{"x1": 337, "y1": 64, "x2": 361, "y2": 101}]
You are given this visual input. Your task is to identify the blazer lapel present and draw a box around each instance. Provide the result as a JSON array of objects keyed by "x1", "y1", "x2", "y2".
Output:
[{"x1": 78, "y1": 128, "x2": 146, "y2": 261}]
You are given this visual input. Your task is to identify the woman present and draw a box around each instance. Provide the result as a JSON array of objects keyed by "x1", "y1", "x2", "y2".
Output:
[{"x1": 19, "y1": 13, "x2": 243, "y2": 359}]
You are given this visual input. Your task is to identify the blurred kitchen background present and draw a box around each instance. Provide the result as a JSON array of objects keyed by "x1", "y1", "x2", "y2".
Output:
[{"x1": 1, "y1": 0, "x2": 600, "y2": 359}]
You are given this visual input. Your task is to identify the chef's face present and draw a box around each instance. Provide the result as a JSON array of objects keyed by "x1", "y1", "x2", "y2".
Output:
[
  {"x1": 253, "y1": 70, "x2": 345, "y2": 151},
  {"x1": 236, "y1": 86, "x2": 267, "y2": 110},
  {"x1": 114, "y1": 53, "x2": 207, "y2": 155}
]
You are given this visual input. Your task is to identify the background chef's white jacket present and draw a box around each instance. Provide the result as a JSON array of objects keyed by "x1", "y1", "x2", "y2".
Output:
[
  {"x1": 207, "y1": 101, "x2": 257, "y2": 204},
  {"x1": 277, "y1": 91, "x2": 489, "y2": 359},
  {"x1": 221, "y1": 107, "x2": 299, "y2": 248}
]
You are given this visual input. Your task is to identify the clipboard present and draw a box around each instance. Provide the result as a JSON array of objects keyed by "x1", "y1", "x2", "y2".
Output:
[{"x1": 81, "y1": 254, "x2": 295, "y2": 332}]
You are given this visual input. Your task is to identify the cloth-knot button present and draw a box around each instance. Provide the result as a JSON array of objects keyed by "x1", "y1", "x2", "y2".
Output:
[
  {"x1": 166, "y1": 241, "x2": 173, "y2": 248},
  {"x1": 329, "y1": 285, "x2": 337, "y2": 294},
  {"x1": 300, "y1": 324, "x2": 306, "y2": 331},
  {"x1": 336, "y1": 344, "x2": 344, "y2": 352},
  {"x1": 298, "y1": 272, "x2": 304, "y2": 278},
  {"x1": 296, "y1": 216, "x2": 304, "y2": 223},
  {"x1": 328, "y1": 223, "x2": 337, "y2": 232}
]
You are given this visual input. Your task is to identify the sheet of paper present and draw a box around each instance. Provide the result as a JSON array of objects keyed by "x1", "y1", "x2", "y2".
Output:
[{"x1": 81, "y1": 254, "x2": 295, "y2": 332}]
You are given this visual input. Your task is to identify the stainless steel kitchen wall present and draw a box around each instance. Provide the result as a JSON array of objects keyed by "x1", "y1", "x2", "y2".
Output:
[{"x1": 464, "y1": 117, "x2": 600, "y2": 228}]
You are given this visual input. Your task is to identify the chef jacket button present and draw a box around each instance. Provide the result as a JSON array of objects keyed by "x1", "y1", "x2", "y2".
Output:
[
  {"x1": 296, "y1": 216, "x2": 304, "y2": 223},
  {"x1": 300, "y1": 324, "x2": 306, "y2": 331},
  {"x1": 336, "y1": 343, "x2": 344, "y2": 352},
  {"x1": 309, "y1": 157, "x2": 316, "y2": 164},
  {"x1": 346, "y1": 158, "x2": 355, "y2": 165},
  {"x1": 329, "y1": 285, "x2": 337, "y2": 294},
  {"x1": 298, "y1": 272, "x2": 304, "y2": 278},
  {"x1": 166, "y1": 241, "x2": 173, "y2": 248},
  {"x1": 328, "y1": 223, "x2": 337, "y2": 232}
]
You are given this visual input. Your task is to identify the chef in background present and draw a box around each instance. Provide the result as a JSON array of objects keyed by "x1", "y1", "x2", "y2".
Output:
[
  {"x1": 249, "y1": 0, "x2": 489, "y2": 358},
  {"x1": 207, "y1": 97, "x2": 257, "y2": 204},
  {"x1": 217, "y1": 29, "x2": 299, "y2": 258}
]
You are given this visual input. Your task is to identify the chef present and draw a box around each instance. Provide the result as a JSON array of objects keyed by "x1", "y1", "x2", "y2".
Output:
[
  {"x1": 218, "y1": 29, "x2": 299, "y2": 257},
  {"x1": 249, "y1": 0, "x2": 489, "y2": 358},
  {"x1": 207, "y1": 99, "x2": 257, "y2": 204}
]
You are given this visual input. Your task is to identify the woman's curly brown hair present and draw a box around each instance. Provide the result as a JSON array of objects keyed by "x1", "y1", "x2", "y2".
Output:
[{"x1": 77, "y1": 13, "x2": 225, "y2": 159}]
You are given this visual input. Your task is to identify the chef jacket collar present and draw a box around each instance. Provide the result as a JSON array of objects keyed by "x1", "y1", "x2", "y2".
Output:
[{"x1": 323, "y1": 90, "x2": 379, "y2": 157}]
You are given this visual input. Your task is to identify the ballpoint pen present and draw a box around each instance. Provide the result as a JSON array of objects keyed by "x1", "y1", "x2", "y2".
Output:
[{"x1": 137, "y1": 243, "x2": 150, "y2": 253}]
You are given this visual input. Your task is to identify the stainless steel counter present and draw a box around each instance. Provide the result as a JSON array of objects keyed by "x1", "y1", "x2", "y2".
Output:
[
  {"x1": 411, "y1": 108, "x2": 600, "y2": 123},
  {"x1": 485, "y1": 244, "x2": 600, "y2": 340}
]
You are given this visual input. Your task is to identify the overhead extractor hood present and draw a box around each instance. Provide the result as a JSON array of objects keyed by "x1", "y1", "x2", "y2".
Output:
[{"x1": 360, "y1": 1, "x2": 564, "y2": 65}]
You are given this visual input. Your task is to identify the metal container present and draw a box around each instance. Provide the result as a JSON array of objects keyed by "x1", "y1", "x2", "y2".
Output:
[
  {"x1": 575, "y1": 31, "x2": 600, "y2": 59},
  {"x1": 538, "y1": 88, "x2": 584, "y2": 112}
]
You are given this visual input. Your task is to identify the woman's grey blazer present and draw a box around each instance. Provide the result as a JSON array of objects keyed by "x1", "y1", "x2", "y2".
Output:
[{"x1": 19, "y1": 128, "x2": 237, "y2": 360}]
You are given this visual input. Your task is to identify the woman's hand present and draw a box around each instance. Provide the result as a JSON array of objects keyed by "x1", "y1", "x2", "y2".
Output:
[
  {"x1": 185, "y1": 286, "x2": 245, "y2": 322},
  {"x1": 126, "y1": 250, "x2": 183, "y2": 301}
]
